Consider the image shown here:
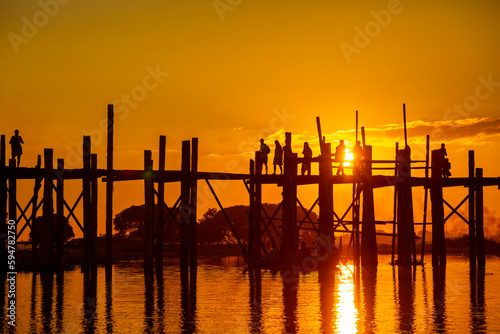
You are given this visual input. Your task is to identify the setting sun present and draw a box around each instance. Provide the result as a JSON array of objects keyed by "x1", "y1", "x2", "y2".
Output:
[{"x1": 344, "y1": 150, "x2": 354, "y2": 167}]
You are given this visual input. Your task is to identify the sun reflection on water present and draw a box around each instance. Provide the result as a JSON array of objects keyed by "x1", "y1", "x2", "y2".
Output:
[{"x1": 335, "y1": 265, "x2": 358, "y2": 333}]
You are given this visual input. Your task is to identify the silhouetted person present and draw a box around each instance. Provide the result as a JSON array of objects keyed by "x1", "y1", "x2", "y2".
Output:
[
  {"x1": 299, "y1": 241, "x2": 311, "y2": 257},
  {"x1": 9, "y1": 129, "x2": 24, "y2": 167},
  {"x1": 440, "y1": 143, "x2": 451, "y2": 178},
  {"x1": 273, "y1": 140, "x2": 283, "y2": 175},
  {"x1": 301, "y1": 142, "x2": 312, "y2": 175},
  {"x1": 335, "y1": 140, "x2": 345, "y2": 176},
  {"x1": 443, "y1": 158, "x2": 452, "y2": 178},
  {"x1": 259, "y1": 138, "x2": 270, "y2": 174},
  {"x1": 440, "y1": 143, "x2": 447, "y2": 157},
  {"x1": 353, "y1": 140, "x2": 363, "y2": 175},
  {"x1": 282, "y1": 137, "x2": 292, "y2": 164}
]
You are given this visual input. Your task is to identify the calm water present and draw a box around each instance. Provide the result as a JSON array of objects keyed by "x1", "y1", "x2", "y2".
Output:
[{"x1": 2, "y1": 254, "x2": 500, "y2": 333}]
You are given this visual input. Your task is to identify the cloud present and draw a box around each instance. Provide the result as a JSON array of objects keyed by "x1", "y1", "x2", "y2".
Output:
[
  {"x1": 210, "y1": 117, "x2": 500, "y2": 160},
  {"x1": 365, "y1": 117, "x2": 500, "y2": 147}
]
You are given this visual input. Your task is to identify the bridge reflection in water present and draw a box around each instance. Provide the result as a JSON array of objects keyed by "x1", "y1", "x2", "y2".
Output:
[{"x1": 1, "y1": 255, "x2": 496, "y2": 333}]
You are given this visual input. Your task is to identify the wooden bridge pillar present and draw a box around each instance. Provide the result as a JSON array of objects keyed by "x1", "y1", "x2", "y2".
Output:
[
  {"x1": 82, "y1": 136, "x2": 92, "y2": 271},
  {"x1": 106, "y1": 104, "x2": 114, "y2": 269},
  {"x1": 190, "y1": 138, "x2": 198, "y2": 269},
  {"x1": 396, "y1": 146, "x2": 413, "y2": 266},
  {"x1": 40, "y1": 149, "x2": 54, "y2": 270},
  {"x1": 431, "y1": 149, "x2": 446, "y2": 267},
  {"x1": 282, "y1": 132, "x2": 298, "y2": 253},
  {"x1": 56, "y1": 159, "x2": 64, "y2": 267},
  {"x1": 476, "y1": 168, "x2": 485, "y2": 268},
  {"x1": 318, "y1": 143, "x2": 333, "y2": 237},
  {"x1": 248, "y1": 159, "x2": 255, "y2": 260},
  {"x1": 254, "y1": 151, "x2": 262, "y2": 258},
  {"x1": 361, "y1": 145, "x2": 377, "y2": 267},
  {"x1": 31, "y1": 156, "x2": 42, "y2": 266},
  {"x1": 144, "y1": 150, "x2": 154, "y2": 269},
  {"x1": 156, "y1": 136, "x2": 166, "y2": 268},
  {"x1": 91, "y1": 154, "x2": 98, "y2": 271},
  {"x1": 468, "y1": 150, "x2": 476, "y2": 269},
  {"x1": 180, "y1": 141, "x2": 191, "y2": 270}
]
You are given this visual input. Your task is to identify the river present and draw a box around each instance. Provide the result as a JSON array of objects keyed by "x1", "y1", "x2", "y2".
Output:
[{"x1": 2, "y1": 254, "x2": 499, "y2": 333}]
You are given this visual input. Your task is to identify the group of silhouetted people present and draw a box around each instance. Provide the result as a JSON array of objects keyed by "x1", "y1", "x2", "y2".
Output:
[{"x1": 258, "y1": 137, "x2": 365, "y2": 176}]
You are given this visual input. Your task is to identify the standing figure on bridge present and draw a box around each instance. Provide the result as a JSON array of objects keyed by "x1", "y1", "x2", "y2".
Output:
[
  {"x1": 9, "y1": 129, "x2": 24, "y2": 167},
  {"x1": 301, "y1": 142, "x2": 312, "y2": 175},
  {"x1": 273, "y1": 140, "x2": 283, "y2": 175},
  {"x1": 440, "y1": 143, "x2": 451, "y2": 178},
  {"x1": 353, "y1": 140, "x2": 363, "y2": 175},
  {"x1": 259, "y1": 138, "x2": 270, "y2": 174},
  {"x1": 335, "y1": 140, "x2": 346, "y2": 176}
]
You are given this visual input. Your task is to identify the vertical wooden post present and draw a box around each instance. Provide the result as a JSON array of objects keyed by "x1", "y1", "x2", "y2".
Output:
[
  {"x1": 476, "y1": 168, "x2": 485, "y2": 268},
  {"x1": 56, "y1": 159, "x2": 64, "y2": 268},
  {"x1": 361, "y1": 145, "x2": 377, "y2": 267},
  {"x1": 156, "y1": 136, "x2": 166, "y2": 268},
  {"x1": 248, "y1": 159, "x2": 255, "y2": 260},
  {"x1": 403, "y1": 104, "x2": 408, "y2": 146},
  {"x1": 31, "y1": 155, "x2": 42, "y2": 266},
  {"x1": 91, "y1": 154, "x2": 98, "y2": 271},
  {"x1": 254, "y1": 151, "x2": 262, "y2": 258},
  {"x1": 144, "y1": 150, "x2": 154, "y2": 269},
  {"x1": 282, "y1": 132, "x2": 297, "y2": 254},
  {"x1": 319, "y1": 143, "x2": 333, "y2": 237},
  {"x1": 391, "y1": 143, "x2": 399, "y2": 265},
  {"x1": 106, "y1": 104, "x2": 114, "y2": 268},
  {"x1": 468, "y1": 150, "x2": 476, "y2": 269},
  {"x1": 82, "y1": 136, "x2": 91, "y2": 271},
  {"x1": 431, "y1": 149, "x2": 446, "y2": 267},
  {"x1": 420, "y1": 135, "x2": 430, "y2": 264},
  {"x1": 316, "y1": 117, "x2": 324, "y2": 155},
  {"x1": 41, "y1": 149, "x2": 54, "y2": 270},
  {"x1": 190, "y1": 138, "x2": 198, "y2": 268},
  {"x1": 396, "y1": 147, "x2": 412, "y2": 266},
  {"x1": 180, "y1": 141, "x2": 191, "y2": 270}
]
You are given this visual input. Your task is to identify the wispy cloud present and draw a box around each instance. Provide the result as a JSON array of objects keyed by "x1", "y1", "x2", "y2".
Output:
[{"x1": 204, "y1": 117, "x2": 500, "y2": 159}]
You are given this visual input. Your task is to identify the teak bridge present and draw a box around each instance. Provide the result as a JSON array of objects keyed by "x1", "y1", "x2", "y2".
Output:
[{"x1": 1, "y1": 104, "x2": 499, "y2": 272}]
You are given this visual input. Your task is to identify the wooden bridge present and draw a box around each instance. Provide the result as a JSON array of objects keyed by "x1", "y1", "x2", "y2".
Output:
[{"x1": 1, "y1": 104, "x2": 499, "y2": 273}]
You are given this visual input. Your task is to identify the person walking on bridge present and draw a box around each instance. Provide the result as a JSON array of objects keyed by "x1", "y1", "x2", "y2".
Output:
[
  {"x1": 9, "y1": 129, "x2": 24, "y2": 167},
  {"x1": 335, "y1": 140, "x2": 345, "y2": 176}
]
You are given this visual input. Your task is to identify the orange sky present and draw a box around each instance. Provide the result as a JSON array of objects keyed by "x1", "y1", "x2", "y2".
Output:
[{"x1": 1, "y1": 0, "x2": 500, "y2": 240}]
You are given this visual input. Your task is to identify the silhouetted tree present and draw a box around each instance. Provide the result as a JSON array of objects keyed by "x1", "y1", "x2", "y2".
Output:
[
  {"x1": 113, "y1": 204, "x2": 180, "y2": 241},
  {"x1": 29, "y1": 214, "x2": 75, "y2": 244},
  {"x1": 197, "y1": 208, "x2": 225, "y2": 245},
  {"x1": 114, "y1": 205, "x2": 145, "y2": 240},
  {"x1": 197, "y1": 204, "x2": 320, "y2": 246}
]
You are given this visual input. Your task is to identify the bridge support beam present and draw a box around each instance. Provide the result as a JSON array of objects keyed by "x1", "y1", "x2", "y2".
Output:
[{"x1": 361, "y1": 145, "x2": 377, "y2": 267}]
